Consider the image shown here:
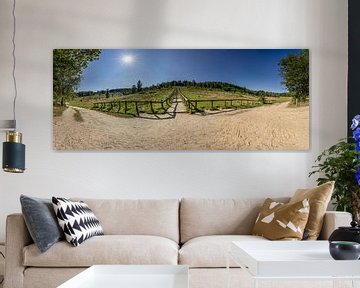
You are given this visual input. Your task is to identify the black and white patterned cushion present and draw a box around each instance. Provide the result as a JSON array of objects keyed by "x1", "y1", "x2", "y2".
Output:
[{"x1": 52, "y1": 197, "x2": 104, "y2": 247}]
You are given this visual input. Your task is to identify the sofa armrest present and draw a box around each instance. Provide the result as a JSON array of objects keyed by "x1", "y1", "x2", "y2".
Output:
[
  {"x1": 4, "y1": 213, "x2": 33, "y2": 288},
  {"x1": 318, "y1": 211, "x2": 352, "y2": 240}
]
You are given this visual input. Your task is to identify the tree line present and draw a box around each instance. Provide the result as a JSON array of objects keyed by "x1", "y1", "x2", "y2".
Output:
[{"x1": 77, "y1": 80, "x2": 289, "y2": 98}]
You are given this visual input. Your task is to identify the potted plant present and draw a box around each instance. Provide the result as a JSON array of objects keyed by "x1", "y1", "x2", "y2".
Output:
[{"x1": 309, "y1": 115, "x2": 360, "y2": 222}]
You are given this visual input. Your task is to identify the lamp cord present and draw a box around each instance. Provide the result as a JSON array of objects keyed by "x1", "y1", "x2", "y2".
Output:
[{"x1": 12, "y1": 0, "x2": 17, "y2": 129}]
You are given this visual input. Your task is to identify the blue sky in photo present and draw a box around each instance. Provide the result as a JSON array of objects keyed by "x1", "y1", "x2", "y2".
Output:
[{"x1": 78, "y1": 49, "x2": 303, "y2": 93}]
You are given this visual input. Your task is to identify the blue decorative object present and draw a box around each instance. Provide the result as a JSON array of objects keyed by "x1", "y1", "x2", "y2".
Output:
[
  {"x1": 351, "y1": 115, "x2": 360, "y2": 186},
  {"x1": 356, "y1": 169, "x2": 360, "y2": 186},
  {"x1": 353, "y1": 128, "x2": 360, "y2": 142},
  {"x1": 356, "y1": 142, "x2": 360, "y2": 152},
  {"x1": 351, "y1": 115, "x2": 360, "y2": 130}
]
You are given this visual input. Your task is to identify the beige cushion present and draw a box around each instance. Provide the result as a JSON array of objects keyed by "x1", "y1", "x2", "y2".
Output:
[
  {"x1": 23, "y1": 235, "x2": 178, "y2": 267},
  {"x1": 179, "y1": 235, "x2": 267, "y2": 268},
  {"x1": 180, "y1": 198, "x2": 289, "y2": 243},
  {"x1": 289, "y1": 181, "x2": 334, "y2": 240},
  {"x1": 72, "y1": 198, "x2": 179, "y2": 243},
  {"x1": 319, "y1": 211, "x2": 352, "y2": 240},
  {"x1": 252, "y1": 198, "x2": 310, "y2": 240}
]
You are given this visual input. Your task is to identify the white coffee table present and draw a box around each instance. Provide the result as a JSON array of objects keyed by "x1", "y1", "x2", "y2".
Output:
[
  {"x1": 57, "y1": 265, "x2": 189, "y2": 288},
  {"x1": 228, "y1": 241, "x2": 360, "y2": 288}
]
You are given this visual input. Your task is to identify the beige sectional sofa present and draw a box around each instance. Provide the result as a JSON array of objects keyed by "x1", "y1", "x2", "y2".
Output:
[{"x1": 4, "y1": 198, "x2": 352, "y2": 288}]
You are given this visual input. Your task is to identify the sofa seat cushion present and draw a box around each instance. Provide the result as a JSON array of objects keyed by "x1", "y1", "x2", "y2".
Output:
[
  {"x1": 179, "y1": 235, "x2": 267, "y2": 268},
  {"x1": 23, "y1": 235, "x2": 179, "y2": 267}
]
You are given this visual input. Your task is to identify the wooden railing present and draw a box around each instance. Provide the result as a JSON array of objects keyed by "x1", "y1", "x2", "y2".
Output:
[
  {"x1": 92, "y1": 88, "x2": 276, "y2": 117},
  {"x1": 93, "y1": 90, "x2": 176, "y2": 117},
  {"x1": 178, "y1": 89, "x2": 272, "y2": 113}
]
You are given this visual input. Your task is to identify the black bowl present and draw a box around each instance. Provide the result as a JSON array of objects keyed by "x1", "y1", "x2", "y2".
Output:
[{"x1": 329, "y1": 241, "x2": 360, "y2": 260}]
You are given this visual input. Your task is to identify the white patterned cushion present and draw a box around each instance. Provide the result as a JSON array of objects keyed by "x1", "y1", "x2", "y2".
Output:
[{"x1": 52, "y1": 197, "x2": 104, "y2": 246}]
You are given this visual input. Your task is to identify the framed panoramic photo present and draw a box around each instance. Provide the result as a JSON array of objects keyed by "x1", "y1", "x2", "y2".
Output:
[{"x1": 53, "y1": 49, "x2": 309, "y2": 150}]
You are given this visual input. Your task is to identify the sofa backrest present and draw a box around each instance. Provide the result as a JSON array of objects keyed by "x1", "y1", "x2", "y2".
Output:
[
  {"x1": 73, "y1": 198, "x2": 180, "y2": 243},
  {"x1": 180, "y1": 197, "x2": 290, "y2": 243}
]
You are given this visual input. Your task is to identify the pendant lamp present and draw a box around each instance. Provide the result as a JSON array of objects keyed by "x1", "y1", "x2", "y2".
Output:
[{"x1": 1, "y1": 0, "x2": 26, "y2": 173}]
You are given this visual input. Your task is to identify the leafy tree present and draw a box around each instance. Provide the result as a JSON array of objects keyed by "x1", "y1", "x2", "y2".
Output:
[
  {"x1": 106, "y1": 89, "x2": 110, "y2": 98},
  {"x1": 278, "y1": 50, "x2": 309, "y2": 104},
  {"x1": 131, "y1": 85, "x2": 137, "y2": 94},
  {"x1": 137, "y1": 80, "x2": 143, "y2": 92},
  {"x1": 53, "y1": 49, "x2": 101, "y2": 106}
]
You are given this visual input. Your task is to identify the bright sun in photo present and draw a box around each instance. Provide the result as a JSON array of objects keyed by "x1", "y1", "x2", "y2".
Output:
[{"x1": 121, "y1": 54, "x2": 134, "y2": 64}]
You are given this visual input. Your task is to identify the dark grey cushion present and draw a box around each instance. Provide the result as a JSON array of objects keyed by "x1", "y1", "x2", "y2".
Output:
[{"x1": 20, "y1": 195, "x2": 64, "y2": 253}]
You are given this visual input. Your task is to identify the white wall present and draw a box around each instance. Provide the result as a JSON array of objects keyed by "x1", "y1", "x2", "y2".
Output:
[{"x1": 0, "y1": 0, "x2": 347, "y2": 242}]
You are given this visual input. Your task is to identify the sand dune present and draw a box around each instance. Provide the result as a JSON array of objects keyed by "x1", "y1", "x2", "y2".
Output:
[{"x1": 53, "y1": 102, "x2": 309, "y2": 150}]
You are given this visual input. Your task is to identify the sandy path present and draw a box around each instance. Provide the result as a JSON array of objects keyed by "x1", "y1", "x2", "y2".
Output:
[
  {"x1": 172, "y1": 93, "x2": 187, "y2": 113},
  {"x1": 53, "y1": 102, "x2": 309, "y2": 150}
]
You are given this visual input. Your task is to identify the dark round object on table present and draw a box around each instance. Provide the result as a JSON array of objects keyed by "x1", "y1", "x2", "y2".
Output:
[
  {"x1": 329, "y1": 241, "x2": 360, "y2": 260},
  {"x1": 351, "y1": 220, "x2": 358, "y2": 227},
  {"x1": 329, "y1": 222, "x2": 360, "y2": 244}
]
